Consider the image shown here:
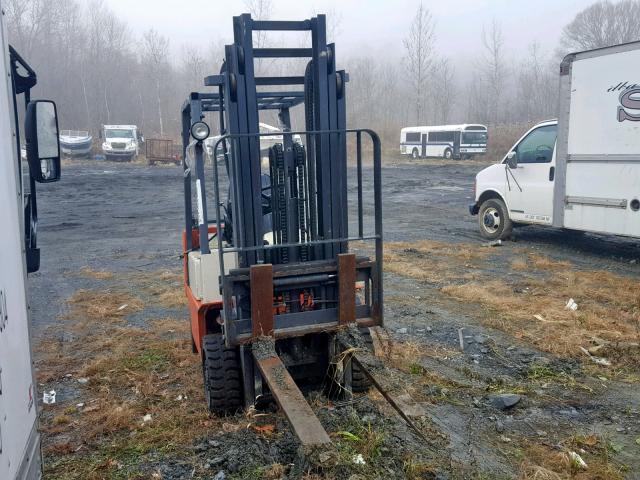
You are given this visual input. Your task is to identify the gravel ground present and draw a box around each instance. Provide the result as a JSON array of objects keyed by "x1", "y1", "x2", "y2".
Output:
[{"x1": 29, "y1": 157, "x2": 640, "y2": 478}]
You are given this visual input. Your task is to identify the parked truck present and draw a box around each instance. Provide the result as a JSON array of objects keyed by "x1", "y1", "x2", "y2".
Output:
[
  {"x1": 471, "y1": 41, "x2": 640, "y2": 240},
  {"x1": 101, "y1": 124, "x2": 140, "y2": 161},
  {"x1": 2, "y1": 4, "x2": 62, "y2": 478}
]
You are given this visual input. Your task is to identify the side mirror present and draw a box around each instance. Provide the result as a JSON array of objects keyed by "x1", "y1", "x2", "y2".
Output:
[
  {"x1": 506, "y1": 150, "x2": 518, "y2": 169},
  {"x1": 25, "y1": 100, "x2": 61, "y2": 183}
]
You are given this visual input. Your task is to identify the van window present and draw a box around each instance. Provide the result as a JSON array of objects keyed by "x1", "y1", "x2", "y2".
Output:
[
  {"x1": 515, "y1": 125, "x2": 557, "y2": 163},
  {"x1": 405, "y1": 132, "x2": 420, "y2": 142}
]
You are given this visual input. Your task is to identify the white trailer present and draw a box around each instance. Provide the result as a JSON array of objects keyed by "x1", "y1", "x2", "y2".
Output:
[
  {"x1": 1, "y1": 2, "x2": 62, "y2": 478},
  {"x1": 471, "y1": 41, "x2": 640, "y2": 240}
]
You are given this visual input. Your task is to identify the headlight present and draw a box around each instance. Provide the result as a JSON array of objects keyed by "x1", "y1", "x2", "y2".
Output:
[
  {"x1": 126, "y1": 143, "x2": 135, "y2": 150},
  {"x1": 191, "y1": 121, "x2": 210, "y2": 141},
  {"x1": 103, "y1": 143, "x2": 111, "y2": 150}
]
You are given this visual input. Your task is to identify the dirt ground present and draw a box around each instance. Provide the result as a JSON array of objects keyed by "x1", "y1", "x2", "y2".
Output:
[{"x1": 30, "y1": 156, "x2": 640, "y2": 479}]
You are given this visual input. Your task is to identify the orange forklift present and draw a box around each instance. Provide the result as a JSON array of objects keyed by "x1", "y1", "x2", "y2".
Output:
[{"x1": 180, "y1": 13, "x2": 382, "y2": 447}]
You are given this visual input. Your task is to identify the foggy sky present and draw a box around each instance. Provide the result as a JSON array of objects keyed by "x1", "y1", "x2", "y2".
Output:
[{"x1": 97, "y1": 0, "x2": 595, "y2": 64}]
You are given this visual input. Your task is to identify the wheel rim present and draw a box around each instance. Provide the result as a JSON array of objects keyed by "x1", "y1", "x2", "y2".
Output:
[
  {"x1": 412, "y1": 149, "x2": 418, "y2": 159},
  {"x1": 445, "y1": 150, "x2": 452, "y2": 159},
  {"x1": 482, "y1": 207, "x2": 501, "y2": 234}
]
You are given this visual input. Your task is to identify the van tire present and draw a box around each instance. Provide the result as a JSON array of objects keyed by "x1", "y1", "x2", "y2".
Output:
[
  {"x1": 411, "y1": 148, "x2": 419, "y2": 159},
  {"x1": 202, "y1": 334, "x2": 243, "y2": 415},
  {"x1": 478, "y1": 198, "x2": 512, "y2": 240},
  {"x1": 444, "y1": 148, "x2": 453, "y2": 159}
]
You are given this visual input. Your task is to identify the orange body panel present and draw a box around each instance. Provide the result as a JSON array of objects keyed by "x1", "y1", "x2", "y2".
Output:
[{"x1": 182, "y1": 226, "x2": 223, "y2": 355}]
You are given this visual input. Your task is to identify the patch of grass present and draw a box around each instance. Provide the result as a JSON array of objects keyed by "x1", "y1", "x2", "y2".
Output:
[
  {"x1": 517, "y1": 437, "x2": 625, "y2": 480},
  {"x1": 78, "y1": 266, "x2": 114, "y2": 280},
  {"x1": 386, "y1": 240, "x2": 640, "y2": 370},
  {"x1": 128, "y1": 269, "x2": 185, "y2": 309},
  {"x1": 409, "y1": 363, "x2": 424, "y2": 375},
  {"x1": 66, "y1": 289, "x2": 143, "y2": 323},
  {"x1": 403, "y1": 457, "x2": 437, "y2": 479},
  {"x1": 37, "y1": 279, "x2": 218, "y2": 479},
  {"x1": 121, "y1": 348, "x2": 169, "y2": 372},
  {"x1": 527, "y1": 364, "x2": 562, "y2": 381},
  {"x1": 385, "y1": 239, "x2": 488, "y2": 284}
]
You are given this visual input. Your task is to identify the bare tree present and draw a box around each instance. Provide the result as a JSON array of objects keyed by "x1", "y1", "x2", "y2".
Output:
[
  {"x1": 142, "y1": 29, "x2": 170, "y2": 136},
  {"x1": 182, "y1": 44, "x2": 207, "y2": 92},
  {"x1": 403, "y1": 3, "x2": 436, "y2": 124},
  {"x1": 515, "y1": 43, "x2": 557, "y2": 122},
  {"x1": 432, "y1": 57, "x2": 456, "y2": 124},
  {"x1": 479, "y1": 19, "x2": 507, "y2": 125},
  {"x1": 244, "y1": 0, "x2": 272, "y2": 48},
  {"x1": 561, "y1": 0, "x2": 640, "y2": 52}
]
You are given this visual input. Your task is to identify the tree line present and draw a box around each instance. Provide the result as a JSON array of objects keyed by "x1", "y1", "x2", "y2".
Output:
[{"x1": 8, "y1": 0, "x2": 640, "y2": 145}]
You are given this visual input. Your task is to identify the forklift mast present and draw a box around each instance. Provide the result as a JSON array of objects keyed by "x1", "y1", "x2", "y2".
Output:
[{"x1": 181, "y1": 12, "x2": 382, "y2": 352}]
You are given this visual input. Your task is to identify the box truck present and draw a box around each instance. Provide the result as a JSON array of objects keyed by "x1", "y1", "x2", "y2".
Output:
[
  {"x1": 101, "y1": 124, "x2": 140, "y2": 161},
  {"x1": 2, "y1": 3, "x2": 62, "y2": 478},
  {"x1": 470, "y1": 41, "x2": 640, "y2": 240}
]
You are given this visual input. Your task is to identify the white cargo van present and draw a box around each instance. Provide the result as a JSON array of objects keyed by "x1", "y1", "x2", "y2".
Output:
[{"x1": 471, "y1": 41, "x2": 640, "y2": 240}]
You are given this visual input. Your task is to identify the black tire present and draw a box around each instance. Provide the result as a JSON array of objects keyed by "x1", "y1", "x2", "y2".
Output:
[
  {"x1": 444, "y1": 148, "x2": 453, "y2": 159},
  {"x1": 352, "y1": 326, "x2": 374, "y2": 393},
  {"x1": 411, "y1": 148, "x2": 419, "y2": 159},
  {"x1": 478, "y1": 197, "x2": 512, "y2": 240},
  {"x1": 202, "y1": 334, "x2": 243, "y2": 415}
]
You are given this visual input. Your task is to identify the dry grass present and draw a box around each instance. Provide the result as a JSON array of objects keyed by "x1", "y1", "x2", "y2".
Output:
[
  {"x1": 35, "y1": 270, "x2": 222, "y2": 479},
  {"x1": 442, "y1": 269, "x2": 640, "y2": 366},
  {"x1": 66, "y1": 289, "x2": 143, "y2": 322},
  {"x1": 385, "y1": 240, "x2": 488, "y2": 284},
  {"x1": 39, "y1": 321, "x2": 214, "y2": 479},
  {"x1": 78, "y1": 266, "x2": 114, "y2": 280},
  {"x1": 128, "y1": 269, "x2": 186, "y2": 309},
  {"x1": 385, "y1": 241, "x2": 640, "y2": 370},
  {"x1": 518, "y1": 438, "x2": 624, "y2": 480}
]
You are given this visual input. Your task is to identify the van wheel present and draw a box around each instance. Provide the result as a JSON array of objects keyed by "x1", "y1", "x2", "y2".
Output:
[
  {"x1": 478, "y1": 198, "x2": 512, "y2": 240},
  {"x1": 411, "y1": 148, "x2": 419, "y2": 159},
  {"x1": 202, "y1": 334, "x2": 243, "y2": 415},
  {"x1": 444, "y1": 148, "x2": 453, "y2": 159}
]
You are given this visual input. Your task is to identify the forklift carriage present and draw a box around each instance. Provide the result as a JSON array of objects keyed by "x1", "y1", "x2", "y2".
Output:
[{"x1": 181, "y1": 14, "x2": 382, "y2": 447}]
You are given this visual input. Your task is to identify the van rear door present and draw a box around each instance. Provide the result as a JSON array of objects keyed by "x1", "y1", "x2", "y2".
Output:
[{"x1": 505, "y1": 124, "x2": 557, "y2": 224}]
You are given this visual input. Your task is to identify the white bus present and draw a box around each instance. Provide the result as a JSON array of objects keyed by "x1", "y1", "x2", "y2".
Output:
[{"x1": 400, "y1": 124, "x2": 488, "y2": 160}]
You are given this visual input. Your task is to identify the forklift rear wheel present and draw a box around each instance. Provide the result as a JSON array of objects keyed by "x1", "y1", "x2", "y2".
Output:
[
  {"x1": 411, "y1": 148, "x2": 419, "y2": 159},
  {"x1": 352, "y1": 326, "x2": 374, "y2": 393},
  {"x1": 202, "y1": 334, "x2": 243, "y2": 415}
]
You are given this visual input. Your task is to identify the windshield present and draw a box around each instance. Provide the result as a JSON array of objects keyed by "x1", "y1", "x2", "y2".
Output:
[
  {"x1": 461, "y1": 131, "x2": 487, "y2": 144},
  {"x1": 105, "y1": 129, "x2": 134, "y2": 139}
]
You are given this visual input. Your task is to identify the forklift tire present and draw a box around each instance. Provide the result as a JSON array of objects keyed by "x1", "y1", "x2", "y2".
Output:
[
  {"x1": 478, "y1": 197, "x2": 512, "y2": 240},
  {"x1": 202, "y1": 334, "x2": 243, "y2": 415},
  {"x1": 352, "y1": 326, "x2": 374, "y2": 393},
  {"x1": 411, "y1": 148, "x2": 419, "y2": 159}
]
